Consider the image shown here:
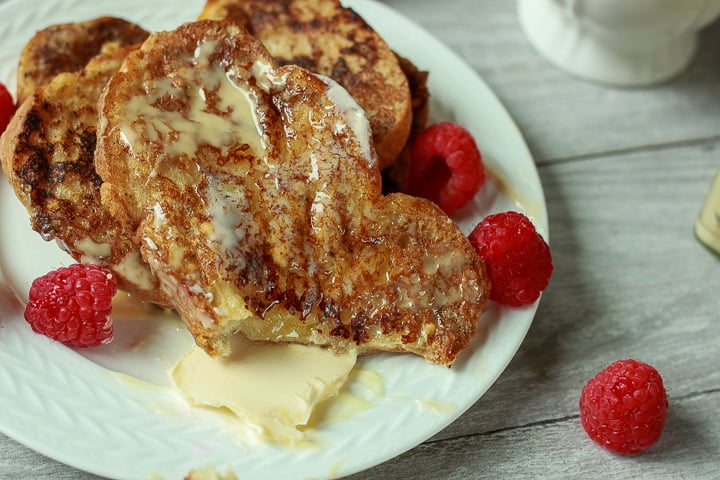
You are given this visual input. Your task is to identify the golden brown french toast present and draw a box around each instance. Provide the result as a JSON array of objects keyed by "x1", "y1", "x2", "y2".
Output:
[
  {"x1": 383, "y1": 54, "x2": 431, "y2": 194},
  {"x1": 95, "y1": 20, "x2": 488, "y2": 366},
  {"x1": 0, "y1": 46, "x2": 168, "y2": 307},
  {"x1": 197, "y1": 0, "x2": 412, "y2": 171},
  {"x1": 16, "y1": 16, "x2": 149, "y2": 105}
]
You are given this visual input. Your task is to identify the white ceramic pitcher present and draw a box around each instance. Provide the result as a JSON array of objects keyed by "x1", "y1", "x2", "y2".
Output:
[{"x1": 517, "y1": 0, "x2": 720, "y2": 86}]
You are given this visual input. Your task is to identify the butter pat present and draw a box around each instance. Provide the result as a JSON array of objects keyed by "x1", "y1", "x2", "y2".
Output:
[{"x1": 170, "y1": 335, "x2": 356, "y2": 443}]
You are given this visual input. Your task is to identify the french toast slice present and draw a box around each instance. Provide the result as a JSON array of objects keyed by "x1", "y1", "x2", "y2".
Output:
[
  {"x1": 95, "y1": 20, "x2": 488, "y2": 366},
  {"x1": 0, "y1": 46, "x2": 169, "y2": 307},
  {"x1": 383, "y1": 54, "x2": 431, "y2": 194},
  {"x1": 16, "y1": 16, "x2": 149, "y2": 105},
  {"x1": 197, "y1": 0, "x2": 413, "y2": 171}
]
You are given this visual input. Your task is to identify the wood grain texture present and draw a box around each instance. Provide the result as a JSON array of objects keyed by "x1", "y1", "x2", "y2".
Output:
[
  {"x1": 2, "y1": 0, "x2": 720, "y2": 479},
  {"x1": 386, "y1": 0, "x2": 720, "y2": 163}
]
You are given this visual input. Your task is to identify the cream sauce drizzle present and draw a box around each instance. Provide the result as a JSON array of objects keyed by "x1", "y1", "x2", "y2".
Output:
[{"x1": 119, "y1": 39, "x2": 267, "y2": 166}]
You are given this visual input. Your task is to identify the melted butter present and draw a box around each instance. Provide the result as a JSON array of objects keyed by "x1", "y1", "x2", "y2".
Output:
[
  {"x1": 184, "y1": 467, "x2": 238, "y2": 480},
  {"x1": 205, "y1": 181, "x2": 248, "y2": 254},
  {"x1": 251, "y1": 59, "x2": 288, "y2": 92},
  {"x1": 309, "y1": 191, "x2": 331, "y2": 234},
  {"x1": 75, "y1": 237, "x2": 112, "y2": 263},
  {"x1": 120, "y1": 39, "x2": 267, "y2": 167},
  {"x1": 114, "y1": 250, "x2": 155, "y2": 291},
  {"x1": 169, "y1": 335, "x2": 357, "y2": 445},
  {"x1": 144, "y1": 237, "x2": 158, "y2": 250},
  {"x1": 422, "y1": 250, "x2": 460, "y2": 276},
  {"x1": 485, "y1": 163, "x2": 547, "y2": 236},
  {"x1": 144, "y1": 255, "x2": 217, "y2": 330},
  {"x1": 415, "y1": 398, "x2": 456, "y2": 416},
  {"x1": 305, "y1": 368, "x2": 384, "y2": 430},
  {"x1": 168, "y1": 245, "x2": 186, "y2": 269},
  {"x1": 389, "y1": 394, "x2": 456, "y2": 417},
  {"x1": 318, "y1": 75, "x2": 374, "y2": 167},
  {"x1": 152, "y1": 202, "x2": 166, "y2": 228},
  {"x1": 111, "y1": 291, "x2": 168, "y2": 317},
  {"x1": 393, "y1": 249, "x2": 469, "y2": 310}
]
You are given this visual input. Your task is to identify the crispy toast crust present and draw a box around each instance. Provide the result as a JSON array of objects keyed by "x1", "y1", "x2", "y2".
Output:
[
  {"x1": 95, "y1": 20, "x2": 488, "y2": 366},
  {"x1": 197, "y1": 0, "x2": 412, "y2": 171},
  {"x1": 0, "y1": 46, "x2": 168, "y2": 306},
  {"x1": 16, "y1": 16, "x2": 149, "y2": 105},
  {"x1": 383, "y1": 54, "x2": 431, "y2": 193}
]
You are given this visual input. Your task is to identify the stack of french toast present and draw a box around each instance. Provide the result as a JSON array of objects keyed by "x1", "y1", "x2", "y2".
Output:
[{"x1": 0, "y1": 0, "x2": 488, "y2": 366}]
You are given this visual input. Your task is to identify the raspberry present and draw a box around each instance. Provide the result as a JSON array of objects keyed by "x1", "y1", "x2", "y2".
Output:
[
  {"x1": 408, "y1": 121, "x2": 485, "y2": 215},
  {"x1": 580, "y1": 359, "x2": 669, "y2": 455},
  {"x1": 24, "y1": 264, "x2": 117, "y2": 348},
  {"x1": 0, "y1": 82, "x2": 16, "y2": 135},
  {"x1": 468, "y1": 211, "x2": 552, "y2": 306}
]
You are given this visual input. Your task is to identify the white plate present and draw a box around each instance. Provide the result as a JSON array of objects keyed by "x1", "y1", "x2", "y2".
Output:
[{"x1": 0, "y1": 0, "x2": 548, "y2": 478}]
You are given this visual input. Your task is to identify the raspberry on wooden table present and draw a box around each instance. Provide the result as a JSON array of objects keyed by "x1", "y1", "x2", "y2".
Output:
[
  {"x1": 24, "y1": 264, "x2": 117, "y2": 348},
  {"x1": 580, "y1": 359, "x2": 669, "y2": 455},
  {"x1": 408, "y1": 121, "x2": 485, "y2": 215},
  {"x1": 468, "y1": 211, "x2": 553, "y2": 307},
  {"x1": 0, "y1": 82, "x2": 16, "y2": 134}
]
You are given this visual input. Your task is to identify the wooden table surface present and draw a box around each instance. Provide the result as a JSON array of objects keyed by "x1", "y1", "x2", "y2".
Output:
[{"x1": 2, "y1": 0, "x2": 719, "y2": 479}]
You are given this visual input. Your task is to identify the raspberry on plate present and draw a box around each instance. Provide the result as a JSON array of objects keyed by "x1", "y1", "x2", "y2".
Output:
[
  {"x1": 0, "y1": 81, "x2": 16, "y2": 134},
  {"x1": 24, "y1": 264, "x2": 117, "y2": 348},
  {"x1": 579, "y1": 359, "x2": 669, "y2": 455},
  {"x1": 408, "y1": 121, "x2": 485, "y2": 215},
  {"x1": 468, "y1": 211, "x2": 553, "y2": 306}
]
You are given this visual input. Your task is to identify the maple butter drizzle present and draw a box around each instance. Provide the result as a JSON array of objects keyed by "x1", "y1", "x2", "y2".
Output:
[{"x1": 118, "y1": 39, "x2": 267, "y2": 164}]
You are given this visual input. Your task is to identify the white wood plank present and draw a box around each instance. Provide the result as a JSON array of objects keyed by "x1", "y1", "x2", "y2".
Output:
[
  {"x1": 0, "y1": 437, "x2": 103, "y2": 479},
  {"x1": 347, "y1": 392, "x2": 720, "y2": 479}
]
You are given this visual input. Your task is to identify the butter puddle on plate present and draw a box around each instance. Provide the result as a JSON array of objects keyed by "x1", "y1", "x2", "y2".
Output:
[{"x1": 170, "y1": 334, "x2": 357, "y2": 444}]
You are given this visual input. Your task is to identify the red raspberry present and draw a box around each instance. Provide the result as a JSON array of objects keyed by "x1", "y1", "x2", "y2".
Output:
[
  {"x1": 580, "y1": 359, "x2": 669, "y2": 455},
  {"x1": 408, "y1": 121, "x2": 485, "y2": 215},
  {"x1": 24, "y1": 264, "x2": 117, "y2": 348},
  {"x1": 0, "y1": 82, "x2": 16, "y2": 135},
  {"x1": 468, "y1": 211, "x2": 552, "y2": 306}
]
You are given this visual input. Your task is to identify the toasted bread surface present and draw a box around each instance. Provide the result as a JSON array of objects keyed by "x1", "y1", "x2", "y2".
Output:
[
  {"x1": 16, "y1": 16, "x2": 149, "y2": 104},
  {"x1": 383, "y1": 54, "x2": 431, "y2": 193},
  {"x1": 95, "y1": 20, "x2": 488, "y2": 365},
  {"x1": 197, "y1": 0, "x2": 412, "y2": 171},
  {"x1": 0, "y1": 46, "x2": 168, "y2": 306}
]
